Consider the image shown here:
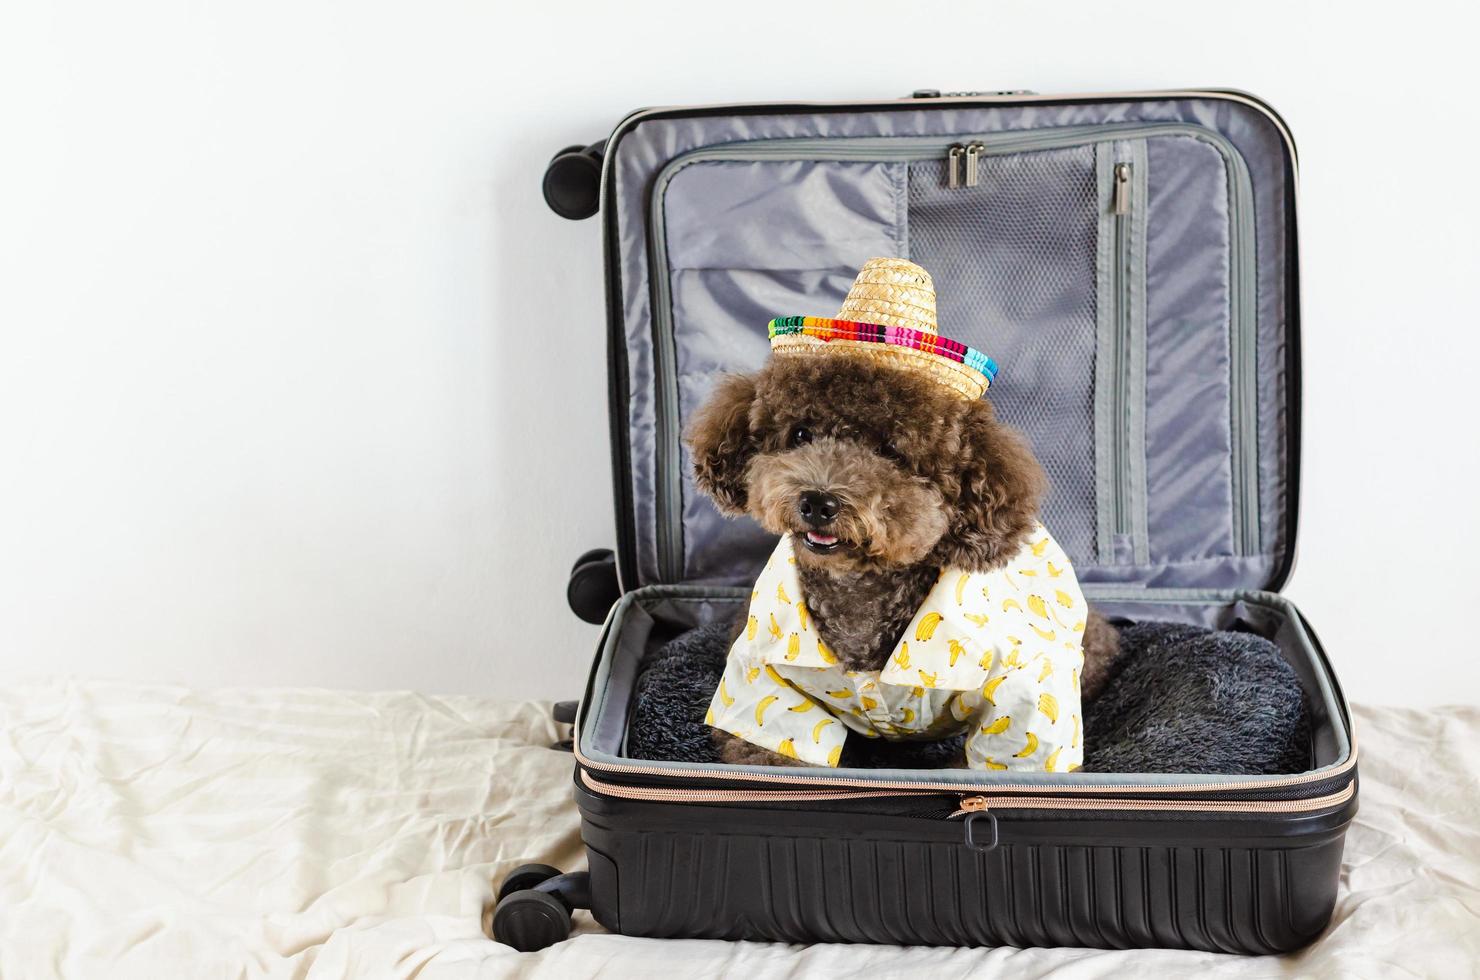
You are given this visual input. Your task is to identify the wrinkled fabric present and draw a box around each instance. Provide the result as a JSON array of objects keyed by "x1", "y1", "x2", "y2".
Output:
[
  {"x1": 707, "y1": 529, "x2": 1085, "y2": 770},
  {"x1": 1, "y1": 682, "x2": 1474, "y2": 978}
]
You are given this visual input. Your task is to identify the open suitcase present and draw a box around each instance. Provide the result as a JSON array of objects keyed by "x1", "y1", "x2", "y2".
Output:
[{"x1": 499, "y1": 89, "x2": 1358, "y2": 955}]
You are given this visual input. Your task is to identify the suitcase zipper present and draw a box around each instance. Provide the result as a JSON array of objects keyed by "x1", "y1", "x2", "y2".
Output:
[
  {"x1": 580, "y1": 769, "x2": 938, "y2": 805},
  {"x1": 1110, "y1": 160, "x2": 1134, "y2": 547},
  {"x1": 952, "y1": 782, "x2": 1355, "y2": 818},
  {"x1": 579, "y1": 767, "x2": 1355, "y2": 816},
  {"x1": 647, "y1": 122, "x2": 1260, "y2": 581}
]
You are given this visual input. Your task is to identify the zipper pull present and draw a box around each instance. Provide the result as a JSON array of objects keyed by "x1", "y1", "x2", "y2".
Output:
[
  {"x1": 964, "y1": 141, "x2": 984, "y2": 188},
  {"x1": 1112, "y1": 162, "x2": 1132, "y2": 215},
  {"x1": 947, "y1": 144, "x2": 964, "y2": 189},
  {"x1": 960, "y1": 796, "x2": 998, "y2": 851}
]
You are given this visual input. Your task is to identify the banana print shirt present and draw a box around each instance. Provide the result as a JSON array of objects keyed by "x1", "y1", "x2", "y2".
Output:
[{"x1": 707, "y1": 527, "x2": 1086, "y2": 772}]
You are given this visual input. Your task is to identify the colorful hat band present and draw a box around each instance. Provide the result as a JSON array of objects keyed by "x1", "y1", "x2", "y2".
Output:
[{"x1": 768, "y1": 316, "x2": 998, "y2": 385}]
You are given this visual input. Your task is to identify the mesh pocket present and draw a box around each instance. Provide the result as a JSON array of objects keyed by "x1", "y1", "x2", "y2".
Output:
[{"x1": 908, "y1": 145, "x2": 1099, "y2": 563}]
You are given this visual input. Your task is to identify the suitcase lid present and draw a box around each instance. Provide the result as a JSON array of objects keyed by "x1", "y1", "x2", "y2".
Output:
[{"x1": 594, "y1": 90, "x2": 1300, "y2": 595}]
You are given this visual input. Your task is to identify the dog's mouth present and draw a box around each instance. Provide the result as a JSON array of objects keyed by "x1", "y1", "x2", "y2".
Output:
[{"x1": 801, "y1": 529, "x2": 843, "y2": 554}]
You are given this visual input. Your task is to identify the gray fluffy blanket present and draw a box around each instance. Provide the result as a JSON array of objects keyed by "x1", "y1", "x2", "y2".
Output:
[{"x1": 626, "y1": 620, "x2": 1310, "y2": 774}]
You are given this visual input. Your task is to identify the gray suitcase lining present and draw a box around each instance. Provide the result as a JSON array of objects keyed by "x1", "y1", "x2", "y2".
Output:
[
  {"x1": 610, "y1": 98, "x2": 1292, "y2": 594},
  {"x1": 579, "y1": 585, "x2": 1350, "y2": 787}
]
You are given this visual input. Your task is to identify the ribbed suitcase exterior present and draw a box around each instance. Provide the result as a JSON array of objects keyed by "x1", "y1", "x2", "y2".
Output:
[{"x1": 577, "y1": 786, "x2": 1352, "y2": 953}]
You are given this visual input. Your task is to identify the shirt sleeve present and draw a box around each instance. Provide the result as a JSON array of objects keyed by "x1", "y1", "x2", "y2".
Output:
[{"x1": 707, "y1": 643, "x2": 847, "y2": 767}]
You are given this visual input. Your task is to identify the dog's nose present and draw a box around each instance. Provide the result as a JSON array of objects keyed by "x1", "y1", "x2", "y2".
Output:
[{"x1": 798, "y1": 490, "x2": 840, "y2": 527}]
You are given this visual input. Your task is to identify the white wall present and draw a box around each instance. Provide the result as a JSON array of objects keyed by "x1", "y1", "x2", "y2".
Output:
[{"x1": 1, "y1": 0, "x2": 1476, "y2": 706}]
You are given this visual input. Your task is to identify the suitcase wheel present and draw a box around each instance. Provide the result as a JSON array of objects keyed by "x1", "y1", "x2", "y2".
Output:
[
  {"x1": 543, "y1": 141, "x2": 604, "y2": 220},
  {"x1": 491, "y1": 868, "x2": 590, "y2": 951},
  {"x1": 497, "y1": 862, "x2": 564, "y2": 902},
  {"x1": 492, "y1": 889, "x2": 571, "y2": 951},
  {"x1": 567, "y1": 548, "x2": 620, "y2": 624}
]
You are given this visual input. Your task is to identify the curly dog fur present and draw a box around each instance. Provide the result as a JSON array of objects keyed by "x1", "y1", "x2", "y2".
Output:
[{"x1": 686, "y1": 355, "x2": 1124, "y2": 767}]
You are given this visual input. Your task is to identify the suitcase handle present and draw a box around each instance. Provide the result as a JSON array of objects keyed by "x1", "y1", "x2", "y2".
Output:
[{"x1": 906, "y1": 88, "x2": 1037, "y2": 99}]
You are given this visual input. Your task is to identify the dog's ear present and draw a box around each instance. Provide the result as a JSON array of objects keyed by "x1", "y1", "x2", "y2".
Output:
[
  {"x1": 685, "y1": 372, "x2": 759, "y2": 516},
  {"x1": 931, "y1": 397, "x2": 1046, "y2": 571}
]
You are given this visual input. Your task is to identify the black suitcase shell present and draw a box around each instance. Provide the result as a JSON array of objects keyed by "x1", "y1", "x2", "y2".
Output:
[{"x1": 553, "y1": 89, "x2": 1356, "y2": 954}]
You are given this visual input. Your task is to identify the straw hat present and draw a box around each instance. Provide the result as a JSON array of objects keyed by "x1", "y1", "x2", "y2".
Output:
[{"x1": 767, "y1": 258, "x2": 996, "y2": 400}]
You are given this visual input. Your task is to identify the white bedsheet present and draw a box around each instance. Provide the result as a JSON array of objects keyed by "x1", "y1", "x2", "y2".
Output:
[{"x1": 1, "y1": 680, "x2": 1475, "y2": 979}]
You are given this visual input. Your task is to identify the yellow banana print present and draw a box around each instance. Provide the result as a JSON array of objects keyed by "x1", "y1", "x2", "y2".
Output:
[
  {"x1": 1002, "y1": 598, "x2": 1024, "y2": 613},
  {"x1": 1071, "y1": 667, "x2": 1079, "y2": 691},
  {"x1": 785, "y1": 632, "x2": 801, "y2": 661},
  {"x1": 948, "y1": 693, "x2": 972, "y2": 722},
  {"x1": 1029, "y1": 623, "x2": 1057, "y2": 642},
  {"x1": 911, "y1": 686, "x2": 925, "y2": 698},
  {"x1": 915, "y1": 612, "x2": 944, "y2": 642},
  {"x1": 1038, "y1": 692, "x2": 1060, "y2": 723},
  {"x1": 948, "y1": 638, "x2": 966, "y2": 666},
  {"x1": 746, "y1": 666, "x2": 761, "y2": 683},
  {"x1": 1031, "y1": 536, "x2": 1050, "y2": 558},
  {"x1": 982, "y1": 757, "x2": 1008, "y2": 770},
  {"x1": 964, "y1": 613, "x2": 991, "y2": 628},
  {"x1": 765, "y1": 665, "x2": 788, "y2": 686},
  {"x1": 1002, "y1": 649, "x2": 1024, "y2": 669},
  {"x1": 1071, "y1": 713, "x2": 1081, "y2": 748},
  {"x1": 788, "y1": 697, "x2": 815, "y2": 713},
  {"x1": 796, "y1": 601, "x2": 809, "y2": 631},
  {"x1": 900, "y1": 707, "x2": 916, "y2": 724},
  {"x1": 746, "y1": 616, "x2": 759, "y2": 640},
  {"x1": 918, "y1": 670, "x2": 937, "y2": 689},
  {"x1": 1073, "y1": 620, "x2": 1086, "y2": 633},
  {"x1": 1045, "y1": 746, "x2": 1062, "y2": 771},
  {"x1": 1049, "y1": 604, "x2": 1075, "y2": 630},
  {"x1": 705, "y1": 707, "x2": 715, "y2": 725},
  {"x1": 777, "y1": 581, "x2": 791, "y2": 605},
  {"x1": 1047, "y1": 560, "x2": 1064, "y2": 578},
  {"x1": 978, "y1": 649, "x2": 995, "y2": 671},
  {"x1": 982, "y1": 674, "x2": 1008, "y2": 705},
  {"x1": 1037, "y1": 659, "x2": 1054, "y2": 683},
  {"x1": 979, "y1": 714, "x2": 1012, "y2": 735},
  {"x1": 894, "y1": 643, "x2": 911, "y2": 670},
  {"x1": 861, "y1": 696, "x2": 879, "y2": 710},
  {"x1": 1019, "y1": 568, "x2": 1038, "y2": 577},
  {"x1": 1027, "y1": 594, "x2": 1049, "y2": 619},
  {"x1": 1055, "y1": 589, "x2": 1075, "y2": 608},
  {"x1": 754, "y1": 695, "x2": 779, "y2": 725},
  {"x1": 769, "y1": 613, "x2": 783, "y2": 641},
  {"x1": 812, "y1": 717, "x2": 836, "y2": 743},
  {"x1": 954, "y1": 572, "x2": 970, "y2": 605},
  {"x1": 1014, "y1": 731, "x2": 1040, "y2": 758},
  {"x1": 1003, "y1": 571, "x2": 1021, "y2": 591},
  {"x1": 827, "y1": 745, "x2": 843, "y2": 766},
  {"x1": 826, "y1": 688, "x2": 853, "y2": 699},
  {"x1": 718, "y1": 680, "x2": 735, "y2": 707},
  {"x1": 776, "y1": 738, "x2": 798, "y2": 759},
  {"x1": 816, "y1": 639, "x2": 838, "y2": 664}
]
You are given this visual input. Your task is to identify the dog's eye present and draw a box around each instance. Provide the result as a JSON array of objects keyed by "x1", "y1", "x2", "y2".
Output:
[
  {"x1": 880, "y1": 439, "x2": 905, "y2": 464},
  {"x1": 789, "y1": 425, "x2": 813, "y2": 448}
]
